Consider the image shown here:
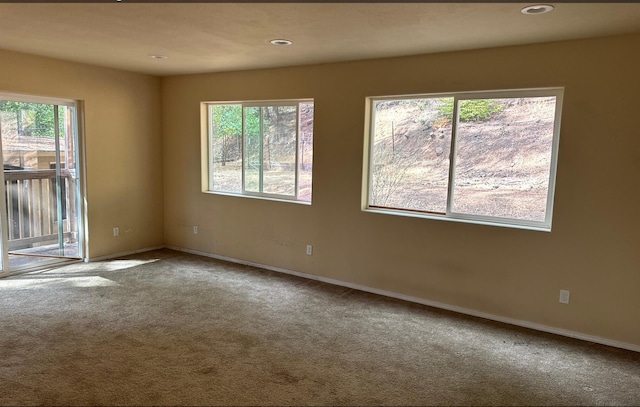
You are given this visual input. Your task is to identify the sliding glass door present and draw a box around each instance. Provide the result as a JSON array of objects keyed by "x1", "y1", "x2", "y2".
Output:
[{"x1": 0, "y1": 94, "x2": 84, "y2": 274}]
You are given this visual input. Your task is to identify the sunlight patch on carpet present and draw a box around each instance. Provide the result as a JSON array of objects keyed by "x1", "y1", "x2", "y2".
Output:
[
  {"x1": 0, "y1": 276, "x2": 118, "y2": 290},
  {"x1": 52, "y1": 258, "x2": 161, "y2": 274}
]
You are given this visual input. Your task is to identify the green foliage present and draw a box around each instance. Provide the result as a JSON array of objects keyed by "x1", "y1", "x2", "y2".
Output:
[
  {"x1": 210, "y1": 104, "x2": 263, "y2": 165},
  {"x1": 243, "y1": 107, "x2": 261, "y2": 140},
  {"x1": 0, "y1": 101, "x2": 59, "y2": 137},
  {"x1": 210, "y1": 104, "x2": 261, "y2": 138},
  {"x1": 210, "y1": 104, "x2": 242, "y2": 137},
  {"x1": 438, "y1": 98, "x2": 503, "y2": 122}
]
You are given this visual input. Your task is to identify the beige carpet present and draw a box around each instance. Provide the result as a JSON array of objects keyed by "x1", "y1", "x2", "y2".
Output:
[{"x1": 0, "y1": 249, "x2": 638, "y2": 406}]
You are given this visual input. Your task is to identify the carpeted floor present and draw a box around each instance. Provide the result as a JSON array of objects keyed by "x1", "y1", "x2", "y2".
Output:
[{"x1": 0, "y1": 249, "x2": 639, "y2": 406}]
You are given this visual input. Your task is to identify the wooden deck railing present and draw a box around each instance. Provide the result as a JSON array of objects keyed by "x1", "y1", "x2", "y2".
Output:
[{"x1": 3, "y1": 169, "x2": 76, "y2": 250}]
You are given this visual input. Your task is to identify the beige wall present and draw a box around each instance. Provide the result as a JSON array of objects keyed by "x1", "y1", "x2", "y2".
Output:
[
  {"x1": 0, "y1": 49, "x2": 164, "y2": 259},
  {"x1": 163, "y1": 33, "x2": 640, "y2": 347}
]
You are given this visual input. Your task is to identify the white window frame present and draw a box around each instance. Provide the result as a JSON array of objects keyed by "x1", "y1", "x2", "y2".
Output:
[
  {"x1": 362, "y1": 87, "x2": 563, "y2": 231},
  {"x1": 201, "y1": 99, "x2": 312, "y2": 203}
]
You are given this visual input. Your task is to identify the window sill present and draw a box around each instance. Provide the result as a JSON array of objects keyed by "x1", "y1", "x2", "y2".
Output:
[
  {"x1": 363, "y1": 207, "x2": 551, "y2": 232},
  {"x1": 202, "y1": 190, "x2": 312, "y2": 205}
]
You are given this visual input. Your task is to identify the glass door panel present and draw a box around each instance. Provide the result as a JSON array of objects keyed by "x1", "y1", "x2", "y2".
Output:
[
  {"x1": 261, "y1": 105, "x2": 297, "y2": 197},
  {"x1": 0, "y1": 98, "x2": 82, "y2": 272},
  {"x1": 243, "y1": 106, "x2": 261, "y2": 193}
]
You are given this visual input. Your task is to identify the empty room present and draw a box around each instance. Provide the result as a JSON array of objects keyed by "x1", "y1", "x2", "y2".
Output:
[{"x1": 0, "y1": 2, "x2": 639, "y2": 405}]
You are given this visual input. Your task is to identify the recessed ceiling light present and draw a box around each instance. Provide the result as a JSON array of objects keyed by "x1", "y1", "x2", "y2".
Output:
[
  {"x1": 149, "y1": 55, "x2": 168, "y2": 60},
  {"x1": 270, "y1": 39, "x2": 293, "y2": 46},
  {"x1": 521, "y1": 4, "x2": 554, "y2": 15}
]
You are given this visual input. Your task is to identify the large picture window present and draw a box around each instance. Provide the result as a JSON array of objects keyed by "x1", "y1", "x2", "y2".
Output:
[
  {"x1": 364, "y1": 88, "x2": 562, "y2": 230},
  {"x1": 203, "y1": 100, "x2": 313, "y2": 202}
]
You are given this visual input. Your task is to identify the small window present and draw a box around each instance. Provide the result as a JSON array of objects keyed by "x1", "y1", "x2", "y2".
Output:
[
  {"x1": 364, "y1": 88, "x2": 562, "y2": 230},
  {"x1": 203, "y1": 99, "x2": 313, "y2": 202}
]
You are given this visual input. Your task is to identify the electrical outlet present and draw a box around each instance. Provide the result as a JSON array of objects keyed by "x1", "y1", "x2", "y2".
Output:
[
  {"x1": 113, "y1": 227, "x2": 119, "y2": 237},
  {"x1": 559, "y1": 289, "x2": 570, "y2": 304},
  {"x1": 306, "y1": 245, "x2": 312, "y2": 255},
  {"x1": 193, "y1": 225, "x2": 198, "y2": 235}
]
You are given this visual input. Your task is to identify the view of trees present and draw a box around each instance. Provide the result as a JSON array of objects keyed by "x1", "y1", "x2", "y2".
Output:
[
  {"x1": 0, "y1": 101, "x2": 63, "y2": 138},
  {"x1": 209, "y1": 102, "x2": 313, "y2": 201},
  {"x1": 243, "y1": 105, "x2": 297, "y2": 195}
]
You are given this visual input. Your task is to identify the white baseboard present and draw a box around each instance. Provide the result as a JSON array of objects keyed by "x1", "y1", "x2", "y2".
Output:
[
  {"x1": 166, "y1": 245, "x2": 640, "y2": 353},
  {"x1": 87, "y1": 245, "x2": 164, "y2": 262}
]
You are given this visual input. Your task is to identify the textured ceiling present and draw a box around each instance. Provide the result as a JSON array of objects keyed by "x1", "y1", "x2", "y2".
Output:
[{"x1": 0, "y1": 3, "x2": 639, "y2": 76}]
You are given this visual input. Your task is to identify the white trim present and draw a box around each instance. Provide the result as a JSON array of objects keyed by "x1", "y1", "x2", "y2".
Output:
[
  {"x1": 0, "y1": 91, "x2": 76, "y2": 107},
  {"x1": 545, "y1": 90, "x2": 563, "y2": 229},
  {"x1": 0, "y1": 109, "x2": 9, "y2": 271},
  {"x1": 87, "y1": 245, "x2": 164, "y2": 262},
  {"x1": 201, "y1": 190, "x2": 311, "y2": 205},
  {"x1": 203, "y1": 103, "x2": 213, "y2": 193},
  {"x1": 205, "y1": 98, "x2": 313, "y2": 106},
  {"x1": 167, "y1": 245, "x2": 640, "y2": 354},
  {"x1": 362, "y1": 98, "x2": 375, "y2": 210},
  {"x1": 364, "y1": 207, "x2": 551, "y2": 232},
  {"x1": 446, "y1": 96, "x2": 460, "y2": 214},
  {"x1": 369, "y1": 87, "x2": 563, "y2": 102},
  {"x1": 75, "y1": 101, "x2": 89, "y2": 262}
]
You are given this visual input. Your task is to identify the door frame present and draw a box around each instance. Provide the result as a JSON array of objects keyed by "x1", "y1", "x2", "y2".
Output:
[{"x1": 0, "y1": 92, "x2": 88, "y2": 276}]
